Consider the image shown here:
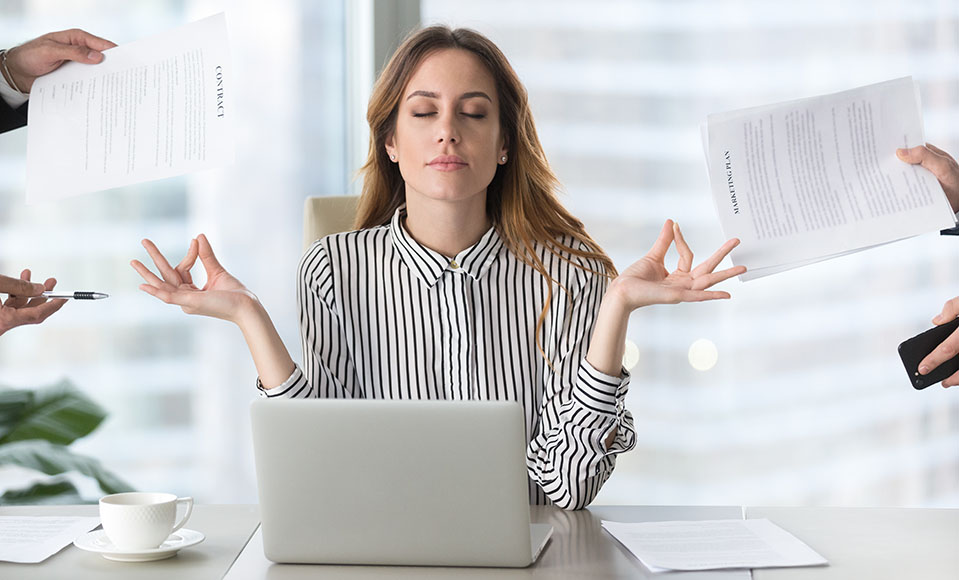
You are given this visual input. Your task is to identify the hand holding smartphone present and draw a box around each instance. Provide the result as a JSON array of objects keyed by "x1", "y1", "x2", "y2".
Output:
[{"x1": 898, "y1": 317, "x2": 959, "y2": 389}]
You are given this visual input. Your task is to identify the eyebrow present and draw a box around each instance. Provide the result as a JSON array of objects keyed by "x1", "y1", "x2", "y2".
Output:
[{"x1": 405, "y1": 90, "x2": 492, "y2": 102}]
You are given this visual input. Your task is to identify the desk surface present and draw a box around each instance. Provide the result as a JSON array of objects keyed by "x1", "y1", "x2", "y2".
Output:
[{"x1": 1, "y1": 504, "x2": 956, "y2": 579}]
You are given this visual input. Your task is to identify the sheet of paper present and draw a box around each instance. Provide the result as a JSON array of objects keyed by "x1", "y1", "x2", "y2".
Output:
[
  {"x1": 0, "y1": 516, "x2": 100, "y2": 563},
  {"x1": 703, "y1": 77, "x2": 956, "y2": 280},
  {"x1": 602, "y1": 518, "x2": 827, "y2": 571},
  {"x1": 26, "y1": 13, "x2": 234, "y2": 203}
]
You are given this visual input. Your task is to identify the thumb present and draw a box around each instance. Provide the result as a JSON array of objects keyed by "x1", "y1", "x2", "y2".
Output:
[
  {"x1": 896, "y1": 146, "x2": 926, "y2": 165},
  {"x1": 50, "y1": 43, "x2": 104, "y2": 65}
]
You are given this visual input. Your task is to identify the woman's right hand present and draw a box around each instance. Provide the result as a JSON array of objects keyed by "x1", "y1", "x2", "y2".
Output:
[{"x1": 131, "y1": 234, "x2": 258, "y2": 323}]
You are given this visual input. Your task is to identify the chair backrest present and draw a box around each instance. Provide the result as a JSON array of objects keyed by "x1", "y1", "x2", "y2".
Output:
[{"x1": 303, "y1": 195, "x2": 360, "y2": 251}]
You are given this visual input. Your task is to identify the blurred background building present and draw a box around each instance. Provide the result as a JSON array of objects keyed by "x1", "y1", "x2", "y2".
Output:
[{"x1": 0, "y1": 0, "x2": 956, "y2": 507}]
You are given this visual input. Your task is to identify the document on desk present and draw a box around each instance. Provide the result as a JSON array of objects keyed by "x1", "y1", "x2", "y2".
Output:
[
  {"x1": 602, "y1": 518, "x2": 827, "y2": 572},
  {"x1": 25, "y1": 13, "x2": 234, "y2": 203},
  {"x1": 0, "y1": 516, "x2": 100, "y2": 563},
  {"x1": 703, "y1": 77, "x2": 957, "y2": 280}
]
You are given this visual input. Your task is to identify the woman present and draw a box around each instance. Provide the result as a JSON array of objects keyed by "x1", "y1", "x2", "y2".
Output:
[{"x1": 132, "y1": 26, "x2": 745, "y2": 509}]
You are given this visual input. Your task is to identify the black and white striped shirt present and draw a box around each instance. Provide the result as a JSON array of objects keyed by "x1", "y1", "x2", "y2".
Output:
[{"x1": 260, "y1": 207, "x2": 636, "y2": 509}]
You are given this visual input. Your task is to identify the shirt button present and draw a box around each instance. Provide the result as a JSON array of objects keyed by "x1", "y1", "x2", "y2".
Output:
[{"x1": 450, "y1": 260, "x2": 459, "y2": 269}]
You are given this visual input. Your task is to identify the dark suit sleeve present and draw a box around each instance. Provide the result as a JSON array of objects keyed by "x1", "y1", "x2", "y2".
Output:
[{"x1": 0, "y1": 97, "x2": 27, "y2": 134}]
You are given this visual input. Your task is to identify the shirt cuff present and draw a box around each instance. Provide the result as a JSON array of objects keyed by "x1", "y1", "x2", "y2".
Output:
[
  {"x1": 256, "y1": 365, "x2": 309, "y2": 398},
  {"x1": 572, "y1": 360, "x2": 630, "y2": 417},
  {"x1": 0, "y1": 72, "x2": 28, "y2": 108}
]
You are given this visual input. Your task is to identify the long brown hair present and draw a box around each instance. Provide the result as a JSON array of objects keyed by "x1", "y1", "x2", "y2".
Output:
[{"x1": 357, "y1": 26, "x2": 617, "y2": 360}]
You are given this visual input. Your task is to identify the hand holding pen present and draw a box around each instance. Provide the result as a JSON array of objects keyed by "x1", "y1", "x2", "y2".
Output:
[{"x1": 0, "y1": 269, "x2": 67, "y2": 337}]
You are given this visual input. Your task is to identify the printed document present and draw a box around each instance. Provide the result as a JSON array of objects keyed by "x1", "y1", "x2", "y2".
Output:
[
  {"x1": 602, "y1": 518, "x2": 828, "y2": 572},
  {"x1": 703, "y1": 77, "x2": 956, "y2": 280},
  {"x1": 0, "y1": 516, "x2": 100, "y2": 563},
  {"x1": 26, "y1": 13, "x2": 234, "y2": 203}
]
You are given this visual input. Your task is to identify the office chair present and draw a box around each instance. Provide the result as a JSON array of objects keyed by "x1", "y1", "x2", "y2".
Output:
[{"x1": 302, "y1": 195, "x2": 361, "y2": 251}]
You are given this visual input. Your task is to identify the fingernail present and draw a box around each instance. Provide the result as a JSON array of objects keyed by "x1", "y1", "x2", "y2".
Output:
[
  {"x1": 88, "y1": 50, "x2": 101, "y2": 60},
  {"x1": 896, "y1": 148, "x2": 906, "y2": 157},
  {"x1": 918, "y1": 365, "x2": 929, "y2": 375},
  {"x1": 933, "y1": 314, "x2": 942, "y2": 323}
]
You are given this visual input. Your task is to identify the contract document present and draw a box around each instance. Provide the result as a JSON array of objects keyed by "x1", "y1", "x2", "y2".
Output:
[
  {"x1": 703, "y1": 77, "x2": 957, "y2": 280},
  {"x1": 25, "y1": 13, "x2": 233, "y2": 203},
  {"x1": 602, "y1": 518, "x2": 828, "y2": 572}
]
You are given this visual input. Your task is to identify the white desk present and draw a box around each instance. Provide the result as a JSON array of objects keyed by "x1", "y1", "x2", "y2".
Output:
[{"x1": 1, "y1": 504, "x2": 956, "y2": 579}]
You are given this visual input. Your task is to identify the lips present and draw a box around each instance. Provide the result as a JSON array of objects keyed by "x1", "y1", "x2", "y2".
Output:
[{"x1": 428, "y1": 155, "x2": 468, "y2": 172}]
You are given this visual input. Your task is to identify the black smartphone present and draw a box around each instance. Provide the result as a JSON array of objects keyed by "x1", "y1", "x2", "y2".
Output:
[{"x1": 897, "y1": 317, "x2": 959, "y2": 389}]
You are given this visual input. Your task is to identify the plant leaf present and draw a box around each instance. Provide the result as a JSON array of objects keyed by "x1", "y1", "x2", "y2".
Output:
[
  {"x1": 0, "y1": 380, "x2": 106, "y2": 446},
  {"x1": 0, "y1": 479, "x2": 87, "y2": 505},
  {"x1": 0, "y1": 439, "x2": 135, "y2": 496}
]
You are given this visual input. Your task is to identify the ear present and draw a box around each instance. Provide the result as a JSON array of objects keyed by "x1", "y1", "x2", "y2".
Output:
[{"x1": 385, "y1": 132, "x2": 397, "y2": 161}]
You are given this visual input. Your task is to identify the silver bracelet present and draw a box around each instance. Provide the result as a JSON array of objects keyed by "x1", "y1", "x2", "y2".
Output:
[{"x1": 0, "y1": 49, "x2": 26, "y2": 95}]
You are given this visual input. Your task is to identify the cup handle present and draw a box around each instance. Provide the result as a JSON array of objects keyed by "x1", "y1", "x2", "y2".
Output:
[{"x1": 171, "y1": 496, "x2": 194, "y2": 533}]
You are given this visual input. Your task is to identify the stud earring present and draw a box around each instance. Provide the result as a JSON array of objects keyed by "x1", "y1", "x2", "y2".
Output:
[
  {"x1": 390, "y1": 154, "x2": 396, "y2": 161},
  {"x1": 500, "y1": 155, "x2": 507, "y2": 163}
]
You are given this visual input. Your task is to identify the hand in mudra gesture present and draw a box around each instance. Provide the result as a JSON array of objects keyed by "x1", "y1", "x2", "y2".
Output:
[
  {"x1": 131, "y1": 234, "x2": 258, "y2": 323},
  {"x1": 609, "y1": 220, "x2": 746, "y2": 310}
]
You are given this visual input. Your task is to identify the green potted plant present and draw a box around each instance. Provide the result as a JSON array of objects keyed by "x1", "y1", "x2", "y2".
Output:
[{"x1": 0, "y1": 379, "x2": 134, "y2": 504}]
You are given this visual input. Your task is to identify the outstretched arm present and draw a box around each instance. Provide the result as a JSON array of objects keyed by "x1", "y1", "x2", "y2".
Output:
[{"x1": 586, "y1": 220, "x2": 745, "y2": 447}]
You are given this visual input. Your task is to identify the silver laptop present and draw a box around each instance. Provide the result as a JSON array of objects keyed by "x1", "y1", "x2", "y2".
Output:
[{"x1": 250, "y1": 398, "x2": 553, "y2": 567}]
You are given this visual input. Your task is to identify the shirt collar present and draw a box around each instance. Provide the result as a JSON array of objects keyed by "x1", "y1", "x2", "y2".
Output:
[{"x1": 389, "y1": 206, "x2": 504, "y2": 288}]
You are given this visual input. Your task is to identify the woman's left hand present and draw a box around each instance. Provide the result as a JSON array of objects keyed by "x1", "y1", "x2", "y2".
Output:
[{"x1": 608, "y1": 219, "x2": 746, "y2": 311}]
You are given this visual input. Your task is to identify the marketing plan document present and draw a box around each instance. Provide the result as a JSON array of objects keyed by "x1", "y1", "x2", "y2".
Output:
[
  {"x1": 703, "y1": 77, "x2": 956, "y2": 280},
  {"x1": 602, "y1": 518, "x2": 828, "y2": 572},
  {"x1": 25, "y1": 13, "x2": 233, "y2": 203}
]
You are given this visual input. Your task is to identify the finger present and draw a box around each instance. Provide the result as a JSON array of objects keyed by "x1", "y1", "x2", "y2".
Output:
[
  {"x1": 925, "y1": 142, "x2": 954, "y2": 159},
  {"x1": 175, "y1": 239, "x2": 199, "y2": 286},
  {"x1": 130, "y1": 259, "x2": 166, "y2": 287},
  {"x1": 918, "y1": 328, "x2": 959, "y2": 377},
  {"x1": 5, "y1": 270, "x2": 34, "y2": 308},
  {"x1": 691, "y1": 265, "x2": 748, "y2": 290},
  {"x1": 138, "y1": 283, "x2": 191, "y2": 310},
  {"x1": 645, "y1": 220, "x2": 675, "y2": 261},
  {"x1": 943, "y1": 370, "x2": 959, "y2": 388},
  {"x1": 196, "y1": 234, "x2": 226, "y2": 274},
  {"x1": 42, "y1": 41, "x2": 105, "y2": 65},
  {"x1": 692, "y1": 238, "x2": 741, "y2": 277},
  {"x1": 141, "y1": 239, "x2": 183, "y2": 285},
  {"x1": 932, "y1": 297, "x2": 959, "y2": 325},
  {"x1": 678, "y1": 289, "x2": 732, "y2": 303},
  {"x1": 4, "y1": 298, "x2": 66, "y2": 327},
  {"x1": 672, "y1": 222, "x2": 693, "y2": 273},
  {"x1": 0, "y1": 272, "x2": 43, "y2": 297},
  {"x1": 24, "y1": 277, "x2": 59, "y2": 308},
  {"x1": 896, "y1": 145, "x2": 954, "y2": 182},
  {"x1": 27, "y1": 298, "x2": 66, "y2": 323},
  {"x1": 44, "y1": 28, "x2": 117, "y2": 52}
]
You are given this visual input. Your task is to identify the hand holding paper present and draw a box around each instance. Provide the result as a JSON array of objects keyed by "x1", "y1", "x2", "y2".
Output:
[
  {"x1": 896, "y1": 144, "x2": 959, "y2": 214},
  {"x1": 4, "y1": 29, "x2": 117, "y2": 93}
]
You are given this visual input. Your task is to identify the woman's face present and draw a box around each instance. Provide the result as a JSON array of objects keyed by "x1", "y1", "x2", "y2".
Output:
[{"x1": 386, "y1": 48, "x2": 508, "y2": 206}]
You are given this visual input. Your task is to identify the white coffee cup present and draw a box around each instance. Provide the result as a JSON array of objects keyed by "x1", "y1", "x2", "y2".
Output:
[{"x1": 99, "y1": 492, "x2": 194, "y2": 550}]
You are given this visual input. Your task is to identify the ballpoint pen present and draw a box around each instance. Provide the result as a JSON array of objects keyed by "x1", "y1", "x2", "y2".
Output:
[{"x1": 41, "y1": 291, "x2": 110, "y2": 300}]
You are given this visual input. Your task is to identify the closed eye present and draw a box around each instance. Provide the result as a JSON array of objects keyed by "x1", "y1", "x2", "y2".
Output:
[
  {"x1": 412, "y1": 112, "x2": 436, "y2": 118},
  {"x1": 462, "y1": 113, "x2": 486, "y2": 119}
]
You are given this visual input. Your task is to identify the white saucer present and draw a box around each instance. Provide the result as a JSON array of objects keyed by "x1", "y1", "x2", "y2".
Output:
[{"x1": 73, "y1": 528, "x2": 205, "y2": 562}]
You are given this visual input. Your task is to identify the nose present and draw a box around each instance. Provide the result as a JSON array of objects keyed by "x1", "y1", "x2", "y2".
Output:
[{"x1": 436, "y1": 111, "x2": 459, "y2": 144}]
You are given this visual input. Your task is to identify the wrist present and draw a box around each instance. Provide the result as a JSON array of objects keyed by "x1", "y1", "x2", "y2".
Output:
[
  {"x1": 2, "y1": 48, "x2": 30, "y2": 94},
  {"x1": 233, "y1": 291, "x2": 266, "y2": 330},
  {"x1": 603, "y1": 277, "x2": 638, "y2": 316}
]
